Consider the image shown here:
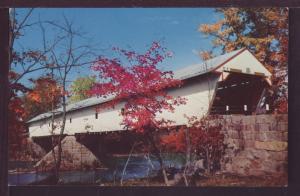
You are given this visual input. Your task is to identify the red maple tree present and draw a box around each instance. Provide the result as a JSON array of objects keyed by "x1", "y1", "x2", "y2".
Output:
[
  {"x1": 8, "y1": 71, "x2": 29, "y2": 159},
  {"x1": 161, "y1": 115, "x2": 225, "y2": 175},
  {"x1": 90, "y1": 42, "x2": 186, "y2": 185}
]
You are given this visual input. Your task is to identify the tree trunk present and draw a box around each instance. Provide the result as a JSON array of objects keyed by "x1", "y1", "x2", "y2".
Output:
[
  {"x1": 206, "y1": 148, "x2": 211, "y2": 175},
  {"x1": 183, "y1": 127, "x2": 191, "y2": 186},
  {"x1": 51, "y1": 79, "x2": 67, "y2": 183},
  {"x1": 146, "y1": 131, "x2": 170, "y2": 186},
  {"x1": 51, "y1": 136, "x2": 59, "y2": 181},
  {"x1": 55, "y1": 87, "x2": 67, "y2": 182},
  {"x1": 120, "y1": 142, "x2": 136, "y2": 186},
  {"x1": 50, "y1": 68, "x2": 59, "y2": 181}
]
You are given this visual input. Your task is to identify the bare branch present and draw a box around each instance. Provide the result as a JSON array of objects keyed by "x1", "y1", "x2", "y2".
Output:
[{"x1": 16, "y1": 9, "x2": 34, "y2": 33}]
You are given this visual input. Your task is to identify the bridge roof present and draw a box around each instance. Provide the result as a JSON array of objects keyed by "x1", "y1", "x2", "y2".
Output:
[
  {"x1": 27, "y1": 48, "x2": 246, "y2": 124},
  {"x1": 173, "y1": 48, "x2": 244, "y2": 80}
]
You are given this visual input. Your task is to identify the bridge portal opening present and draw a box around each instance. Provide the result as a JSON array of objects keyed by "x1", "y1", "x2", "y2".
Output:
[{"x1": 210, "y1": 73, "x2": 269, "y2": 115}]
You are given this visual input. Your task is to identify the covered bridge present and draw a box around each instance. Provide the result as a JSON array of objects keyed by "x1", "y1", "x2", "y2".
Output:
[{"x1": 27, "y1": 48, "x2": 272, "y2": 138}]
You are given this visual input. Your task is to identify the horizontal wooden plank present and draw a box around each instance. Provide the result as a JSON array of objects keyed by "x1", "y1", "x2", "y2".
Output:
[
  {"x1": 254, "y1": 72, "x2": 266, "y2": 76},
  {"x1": 229, "y1": 68, "x2": 243, "y2": 73}
]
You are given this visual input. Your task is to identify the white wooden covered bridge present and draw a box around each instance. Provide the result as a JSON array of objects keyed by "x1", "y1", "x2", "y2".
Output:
[{"x1": 27, "y1": 48, "x2": 272, "y2": 138}]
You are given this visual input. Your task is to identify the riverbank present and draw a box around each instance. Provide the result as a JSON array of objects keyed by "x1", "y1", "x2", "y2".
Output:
[
  {"x1": 8, "y1": 153, "x2": 287, "y2": 187},
  {"x1": 9, "y1": 168, "x2": 287, "y2": 187},
  {"x1": 100, "y1": 173, "x2": 288, "y2": 187}
]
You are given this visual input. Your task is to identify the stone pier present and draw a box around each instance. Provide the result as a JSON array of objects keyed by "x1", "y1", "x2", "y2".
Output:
[{"x1": 34, "y1": 136, "x2": 103, "y2": 171}]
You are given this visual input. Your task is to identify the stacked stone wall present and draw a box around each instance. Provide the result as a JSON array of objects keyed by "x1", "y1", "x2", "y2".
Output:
[{"x1": 220, "y1": 114, "x2": 288, "y2": 176}]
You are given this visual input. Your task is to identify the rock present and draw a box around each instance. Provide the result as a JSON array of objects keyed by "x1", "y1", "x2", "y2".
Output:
[
  {"x1": 9, "y1": 138, "x2": 47, "y2": 162},
  {"x1": 254, "y1": 141, "x2": 288, "y2": 151},
  {"x1": 26, "y1": 138, "x2": 47, "y2": 159},
  {"x1": 168, "y1": 173, "x2": 183, "y2": 186},
  {"x1": 194, "y1": 159, "x2": 205, "y2": 170}
]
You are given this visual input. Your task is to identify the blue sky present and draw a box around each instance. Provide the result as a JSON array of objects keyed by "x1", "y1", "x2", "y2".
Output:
[{"x1": 15, "y1": 8, "x2": 223, "y2": 86}]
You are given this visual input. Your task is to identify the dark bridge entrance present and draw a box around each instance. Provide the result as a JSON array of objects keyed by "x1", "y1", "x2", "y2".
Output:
[{"x1": 210, "y1": 73, "x2": 269, "y2": 115}]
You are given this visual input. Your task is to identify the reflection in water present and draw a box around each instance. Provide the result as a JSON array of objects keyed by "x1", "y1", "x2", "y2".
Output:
[{"x1": 8, "y1": 154, "x2": 186, "y2": 185}]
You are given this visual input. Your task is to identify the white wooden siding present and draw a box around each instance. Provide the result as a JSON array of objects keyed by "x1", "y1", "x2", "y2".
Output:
[{"x1": 29, "y1": 75, "x2": 220, "y2": 137}]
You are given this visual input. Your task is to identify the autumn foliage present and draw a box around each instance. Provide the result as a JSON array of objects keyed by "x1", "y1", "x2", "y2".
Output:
[
  {"x1": 23, "y1": 76, "x2": 62, "y2": 120},
  {"x1": 161, "y1": 115, "x2": 225, "y2": 173},
  {"x1": 90, "y1": 42, "x2": 186, "y2": 132},
  {"x1": 69, "y1": 76, "x2": 96, "y2": 103},
  {"x1": 8, "y1": 74, "x2": 62, "y2": 159},
  {"x1": 8, "y1": 71, "x2": 29, "y2": 159},
  {"x1": 90, "y1": 42, "x2": 186, "y2": 185},
  {"x1": 199, "y1": 8, "x2": 288, "y2": 113}
]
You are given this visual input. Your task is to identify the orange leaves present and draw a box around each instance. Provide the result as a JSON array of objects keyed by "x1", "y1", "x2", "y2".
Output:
[
  {"x1": 161, "y1": 127, "x2": 186, "y2": 152},
  {"x1": 199, "y1": 8, "x2": 288, "y2": 114},
  {"x1": 160, "y1": 115, "x2": 225, "y2": 173},
  {"x1": 27, "y1": 77, "x2": 62, "y2": 104},
  {"x1": 199, "y1": 51, "x2": 213, "y2": 61},
  {"x1": 9, "y1": 97, "x2": 26, "y2": 118},
  {"x1": 23, "y1": 76, "x2": 62, "y2": 120},
  {"x1": 161, "y1": 116, "x2": 225, "y2": 154},
  {"x1": 27, "y1": 91, "x2": 41, "y2": 103},
  {"x1": 199, "y1": 20, "x2": 224, "y2": 35}
]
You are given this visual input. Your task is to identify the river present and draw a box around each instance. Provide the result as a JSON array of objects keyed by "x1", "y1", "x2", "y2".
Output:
[{"x1": 8, "y1": 153, "x2": 186, "y2": 185}]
